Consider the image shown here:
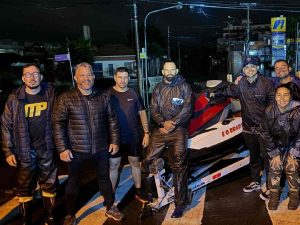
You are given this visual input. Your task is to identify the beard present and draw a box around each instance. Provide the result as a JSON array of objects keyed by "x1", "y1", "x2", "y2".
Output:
[{"x1": 165, "y1": 75, "x2": 176, "y2": 82}]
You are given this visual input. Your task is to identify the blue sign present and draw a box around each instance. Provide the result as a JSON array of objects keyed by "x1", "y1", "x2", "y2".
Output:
[
  {"x1": 54, "y1": 53, "x2": 70, "y2": 62},
  {"x1": 272, "y1": 32, "x2": 286, "y2": 45}
]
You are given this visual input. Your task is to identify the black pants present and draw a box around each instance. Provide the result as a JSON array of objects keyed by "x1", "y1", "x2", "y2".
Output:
[
  {"x1": 243, "y1": 132, "x2": 268, "y2": 187},
  {"x1": 65, "y1": 151, "x2": 114, "y2": 216},
  {"x1": 17, "y1": 148, "x2": 57, "y2": 197},
  {"x1": 142, "y1": 127, "x2": 188, "y2": 208}
]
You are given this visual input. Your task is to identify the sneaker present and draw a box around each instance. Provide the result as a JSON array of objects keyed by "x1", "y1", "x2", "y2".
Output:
[
  {"x1": 171, "y1": 206, "x2": 185, "y2": 218},
  {"x1": 243, "y1": 182, "x2": 261, "y2": 193},
  {"x1": 105, "y1": 205, "x2": 125, "y2": 221},
  {"x1": 63, "y1": 215, "x2": 76, "y2": 225},
  {"x1": 259, "y1": 190, "x2": 270, "y2": 201},
  {"x1": 135, "y1": 188, "x2": 148, "y2": 203}
]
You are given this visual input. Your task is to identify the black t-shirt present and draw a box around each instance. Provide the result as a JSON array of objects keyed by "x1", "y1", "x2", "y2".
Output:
[
  {"x1": 25, "y1": 90, "x2": 48, "y2": 149},
  {"x1": 109, "y1": 87, "x2": 145, "y2": 144}
]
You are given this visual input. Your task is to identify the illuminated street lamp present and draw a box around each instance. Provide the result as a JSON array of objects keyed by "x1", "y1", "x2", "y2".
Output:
[{"x1": 143, "y1": 2, "x2": 183, "y2": 107}]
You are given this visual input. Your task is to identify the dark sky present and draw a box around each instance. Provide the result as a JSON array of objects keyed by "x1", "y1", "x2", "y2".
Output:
[{"x1": 0, "y1": 0, "x2": 300, "y2": 47}]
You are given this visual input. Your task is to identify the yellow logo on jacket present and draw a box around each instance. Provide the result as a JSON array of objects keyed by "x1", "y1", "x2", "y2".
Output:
[{"x1": 25, "y1": 102, "x2": 47, "y2": 117}]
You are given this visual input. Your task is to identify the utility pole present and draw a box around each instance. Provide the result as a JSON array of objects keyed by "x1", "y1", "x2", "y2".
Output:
[
  {"x1": 133, "y1": 1, "x2": 143, "y2": 99},
  {"x1": 178, "y1": 41, "x2": 181, "y2": 70},
  {"x1": 296, "y1": 22, "x2": 299, "y2": 72},
  {"x1": 240, "y1": 3, "x2": 257, "y2": 56},
  {"x1": 167, "y1": 25, "x2": 171, "y2": 59}
]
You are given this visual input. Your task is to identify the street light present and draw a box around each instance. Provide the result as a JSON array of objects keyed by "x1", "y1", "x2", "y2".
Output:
[{"x1": 143, "y1": 2, "x2": 183, "y2": 107}]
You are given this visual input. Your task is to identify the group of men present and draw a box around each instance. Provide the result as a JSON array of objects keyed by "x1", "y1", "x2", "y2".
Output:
[{"x1": 1, "y1": 60, "x2": 192, "y2": 225}]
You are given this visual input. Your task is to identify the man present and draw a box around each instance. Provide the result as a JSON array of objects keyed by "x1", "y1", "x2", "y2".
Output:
[
  {"x1": 272, "y1": 59, "x2": 300, "y2": 100},
  {"x1": 108, "y1": 67, "x2": 149, "y2": 202},
  {"x1": 217, "y1": 56, "x2": 274, "y2": 194},
  {"x1": 142, "y1": 60, "x2": 193, "y2": 218},
  {"x1": 52, "y1": 62, "x2": 124, "y2": 224},
  {"x1": 2, "y1": 63, "x2": 57, "y2": 225}
]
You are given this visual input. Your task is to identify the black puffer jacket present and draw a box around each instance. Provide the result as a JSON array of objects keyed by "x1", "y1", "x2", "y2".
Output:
[
  {"x1": 1, "y1": 83, "x2": 56, "y2": 162},
  {"x1": 52, "y1": 87, "x2": 120, "y2": 154},
  {"x1": 218, "y1": 74, "x2": 274, "y2": 132},
  {"x1": 150, "y1": 75, "x2": 193, "y2": 128},
  {"x1": 260, "y1": 101, "x2": 300, "y2": 158}
]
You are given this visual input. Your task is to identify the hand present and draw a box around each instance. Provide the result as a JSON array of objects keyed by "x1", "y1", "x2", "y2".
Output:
[
  {"x1": 109, "y1": 144, "x2": 119, "y2": 155},
  {"x1": 6, "y1": 154, "x2": 17, "y2": 167},
  {"x1": 59, "y1": 150, "x2": 73, "y2": 162},
  {"x1": 142, "y1": 133, "x2": 150, "y2": 148},
  {"x1": 234, "y1": 75, "x2": 243, "y2": 85},
  {"x1": 163, "y1": 120, "x2": 176, "y2": 132},
  {"x1": 270, "y1": 155, "x2": 282, "y2": 169},
  {"x1": 159, "y1": 127, "x2": 169, "y2": 134}
]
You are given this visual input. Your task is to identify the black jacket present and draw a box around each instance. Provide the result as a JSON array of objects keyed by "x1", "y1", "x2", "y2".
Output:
[
  {"x1": 218, "y1": 74, "x2": 274, "y2": 132},
  {"x1": 260, "y1": 101, "x2": 300, "y2": 158},
  {"x1": 150, "y1": 75, "x2": 193, "y2": 128},
  {"x1": 52, "y1": 87, "x2": 120, "y2": 154},
  {"x1": 1, "y1": 83, "x2": 56, "y2": 162}
]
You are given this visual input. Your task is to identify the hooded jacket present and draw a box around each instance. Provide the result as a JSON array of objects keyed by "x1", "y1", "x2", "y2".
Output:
[
  {"x1": 260, "y1": 100, "x2": 300, "y2": 158},
  {"x1": 52, "y1": 87, "x2": 120, "y2": 154},
  {"x1": 150, "y1": 75, "x2": 193, "y2": 129},
  {"x1": 1, "y1": 83, "x2": 56, "y2": 162}
]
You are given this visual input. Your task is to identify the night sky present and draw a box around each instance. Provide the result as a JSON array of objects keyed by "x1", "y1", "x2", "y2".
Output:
[{"x1": 1, "y1": 0, "x2": 300, "y2": 47}]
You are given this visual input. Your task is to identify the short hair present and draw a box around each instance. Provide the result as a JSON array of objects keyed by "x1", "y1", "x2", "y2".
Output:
[
  {"x1": 275, "y1": 83, "x2": 292, "y2": 95},
  {"x1": 22, "y1": 63, "x2": 40, "y2": 72},
  {"x1": 274, "y1": 59, "x2": 289, "y2": 67},
  {"x1": 74, "y1": 62, "x2": 93, "y2": 75},
  {"x1": 162, "y1": 59, "x2": 177, "y2": 69},
  {"x1": 114, "y1": 67, "x2": 129, "y2": 76}
]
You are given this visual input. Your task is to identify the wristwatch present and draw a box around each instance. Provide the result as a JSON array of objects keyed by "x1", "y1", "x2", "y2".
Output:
[{"x1": 145, "y1": 132, "x2": 150, "y2": 134}]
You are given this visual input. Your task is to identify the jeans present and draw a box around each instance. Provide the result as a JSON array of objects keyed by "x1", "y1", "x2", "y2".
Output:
[{"x1": 65, "y1": 150, "x2": 114, "y2": 215}]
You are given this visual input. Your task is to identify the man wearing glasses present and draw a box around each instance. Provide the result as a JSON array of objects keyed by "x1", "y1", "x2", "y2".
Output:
[
  {"x1": 142, "y1": 60, "x2": 193, "y2": 218},
  {"x1": 1, "y1": 63, "x2": 57, "y2": 225}
]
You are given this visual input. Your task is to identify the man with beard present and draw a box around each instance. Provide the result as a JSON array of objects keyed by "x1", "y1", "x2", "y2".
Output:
[
  {"x1": 142, "y1": 60, "x2": 193, "y2": 218},
  {"x1": 215, "y1": 56, "x2": 274, "y2": 195},
  {"x1": 52, "y1": 62, "x2": 124, "y2": 224},
  {"x1": 2, "y1": 63, "x2": 57, "y2": 225}
]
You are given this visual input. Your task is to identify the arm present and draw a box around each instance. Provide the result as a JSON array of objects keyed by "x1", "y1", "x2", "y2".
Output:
[
  {"x1": 106, "y1": 94, "x2": 120, "y2": 154},
  {"x1": 1, "y1": 94, "x2": 15, "y2": 159},
  {"x1": 51, "y1": 94, "x2": 70, "y2": 154},
  {"x1": 139, "y1": 110, "x2": 150, "y2": 148},
  {"x1": 259, "y1": 111, "x2": 280, "y2": 158},
  {"x1": 150, "y1": 85, "x2": 165, "y2": 127},
  {"x1": 288, "y1": 109, "x2": 300, "y2": 158}
]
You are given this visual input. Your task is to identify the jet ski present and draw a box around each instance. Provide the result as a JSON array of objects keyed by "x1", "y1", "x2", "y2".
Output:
[{"x1": 188, "y1": 80, "x2": 244, "y2": 161}]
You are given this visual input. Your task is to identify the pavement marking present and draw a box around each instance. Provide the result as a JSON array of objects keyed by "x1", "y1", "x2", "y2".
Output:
[
  {"x1": 162, "y1": 173, "x2": 208, "y2": 225},
  {"x1": 77, "y1": 165, "x2": 134, "y2": 224}
]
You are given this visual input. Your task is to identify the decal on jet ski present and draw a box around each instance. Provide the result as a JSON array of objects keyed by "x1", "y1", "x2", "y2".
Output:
[{"x1": 222, "y1": 123, "x2": 242, "y2": 137}]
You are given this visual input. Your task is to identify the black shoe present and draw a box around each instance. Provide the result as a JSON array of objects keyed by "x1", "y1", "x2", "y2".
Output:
[
  {"x1": 63, "y1": 215, "x2": 76, "y2": 225},
  {"x1": 171, "y1": 206, "x2": 185, "y2": 218}
]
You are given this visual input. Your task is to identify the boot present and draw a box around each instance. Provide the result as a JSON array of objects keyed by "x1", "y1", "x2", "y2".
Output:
[
  {"x1": 288, "y1": 191, "x2": 299, "y2": 210},
  {"x1": 19, "y1": 201, "x2": 32, "y2": 225},
  {"x1": 268, "y1": 190, "x2": 280, "y2": 210},
  {"x1": 43, "y1": 197, "x2": 56, "y2": 225}
]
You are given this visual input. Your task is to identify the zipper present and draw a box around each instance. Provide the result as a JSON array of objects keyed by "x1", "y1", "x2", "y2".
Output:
[{"x1": 87, "y1": 99, "x2": 94, "y2": 154}]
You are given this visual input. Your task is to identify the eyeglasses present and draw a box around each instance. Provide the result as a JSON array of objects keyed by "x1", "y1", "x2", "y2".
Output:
[{"x1": 23, "y1": 72, "x2": 40, "y2": 78}]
